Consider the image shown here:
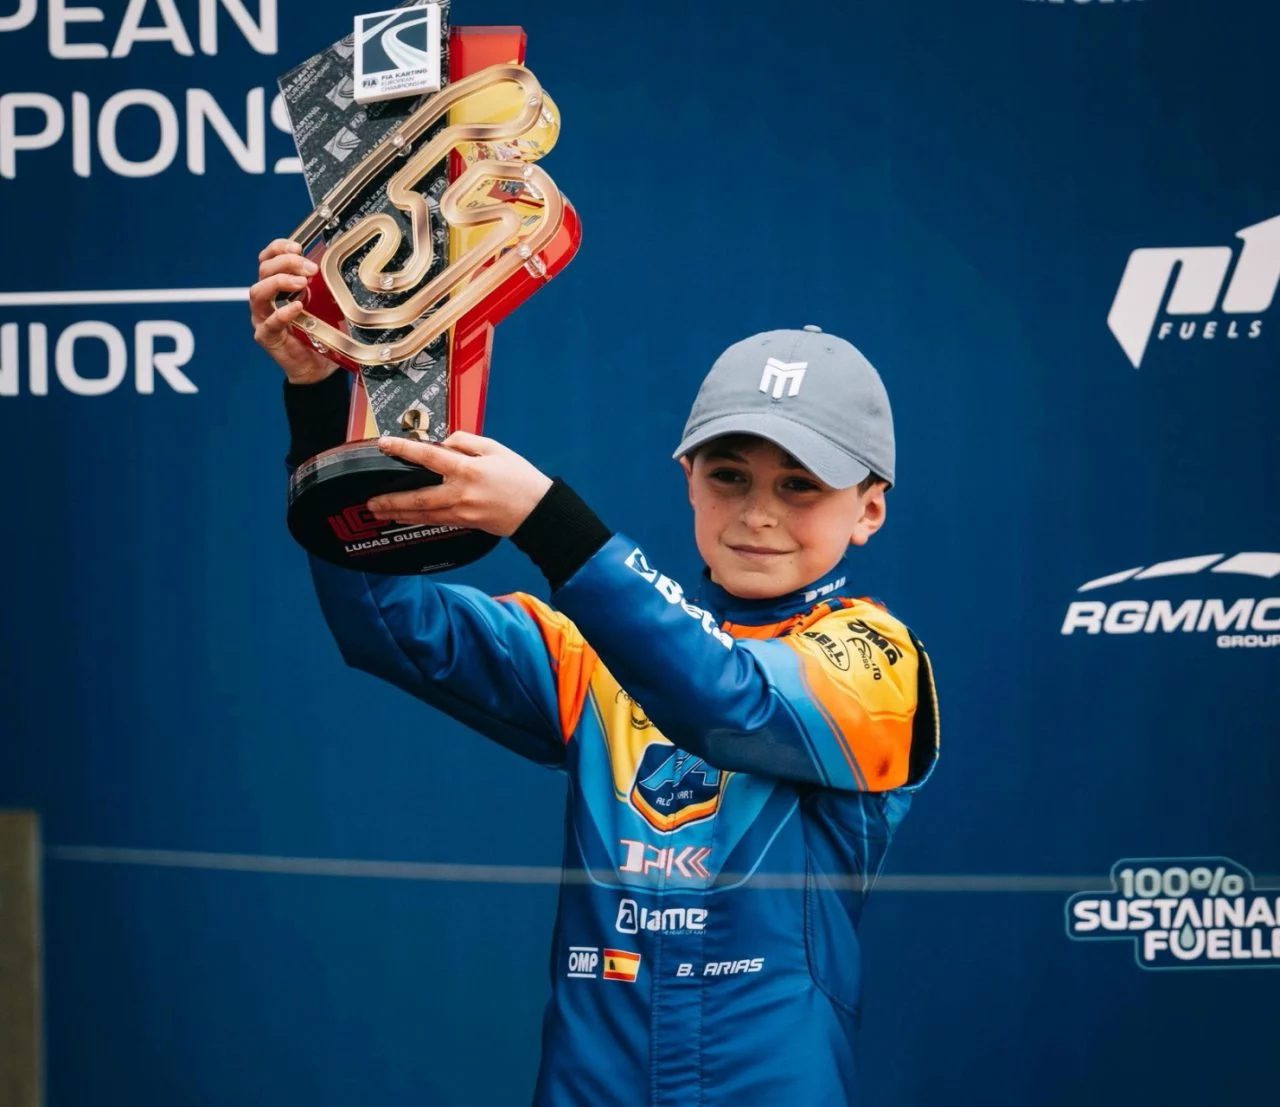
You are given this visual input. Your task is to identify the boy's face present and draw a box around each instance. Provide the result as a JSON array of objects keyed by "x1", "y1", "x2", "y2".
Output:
[{"x1": 680, "y1": 438, "x2": 886, "y2": 600}]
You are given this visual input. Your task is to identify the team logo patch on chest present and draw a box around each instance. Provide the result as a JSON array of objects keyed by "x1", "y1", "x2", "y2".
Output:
[{"x1": 630, "y1": 744, "x2": 724, "y2": 831}]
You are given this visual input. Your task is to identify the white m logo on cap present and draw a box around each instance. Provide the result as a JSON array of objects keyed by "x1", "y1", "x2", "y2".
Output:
[
  {"x1": 759, "y1": 358, "x2": 807, "y2": 398},
  {"x1": 1106, "y1": 214, "x2": 1280, "y2": 368}
]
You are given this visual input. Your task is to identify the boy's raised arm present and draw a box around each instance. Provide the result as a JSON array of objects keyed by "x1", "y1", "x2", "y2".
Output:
[
  {"x1": 513, "y1": 486, "x2": 936, "y2": 793},
  {"x1": 283, "y1": 373, "x2": 591, "y2": 768},
  {"x1": 561, "y1": 539, "x2": 933, "y2": 793},
  {"x1": 309, "y1": 559, "x2": 591, "y2": 767}
]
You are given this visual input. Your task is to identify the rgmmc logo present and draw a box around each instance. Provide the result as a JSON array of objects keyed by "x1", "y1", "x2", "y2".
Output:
[
  {"x1": 1107, "y1": 215, "x2": 1279, "y2": 368},
  {"x1": 1067, "y1": 858, "x2": 1279, "y2": 970},
  {"x1": 1061, "y1": 552, "x2": 1280, "y2": 649}
]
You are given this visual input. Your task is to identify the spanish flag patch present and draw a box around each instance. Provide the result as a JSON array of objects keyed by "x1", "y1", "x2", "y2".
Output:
[{"x1": 602, "y1": 948, "x2": 641, "y2": 982}]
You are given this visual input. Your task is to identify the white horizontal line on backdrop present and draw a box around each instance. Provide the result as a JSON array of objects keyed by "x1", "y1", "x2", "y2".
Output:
[
  {"x1": 48, "y1": 846, "x2": 1278, "y2": 893},
  {"x1": 0, "y1": 288, "x2": 249, "y2": 306}
]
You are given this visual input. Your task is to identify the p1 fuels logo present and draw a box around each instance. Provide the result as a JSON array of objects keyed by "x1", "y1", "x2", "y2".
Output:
[
  {"x1": 1067, "y1": 858, "x2": 1279, "y2": 970},
  {"x1": 1061, "y1": 552, "x2": 1280, "y2": 649},
  {"x1": 1107, "y1": 215, "x2": 1279, "y2": 369}
]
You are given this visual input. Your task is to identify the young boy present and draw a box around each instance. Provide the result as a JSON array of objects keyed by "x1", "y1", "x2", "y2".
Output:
[{"x1": 252, "y1": 240, "x2": 939, "y2": 1106}]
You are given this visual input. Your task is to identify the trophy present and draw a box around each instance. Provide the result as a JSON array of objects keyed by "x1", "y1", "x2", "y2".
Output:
[{"x1": 274, "y1": 1, "x2": 581, "y2": 574}]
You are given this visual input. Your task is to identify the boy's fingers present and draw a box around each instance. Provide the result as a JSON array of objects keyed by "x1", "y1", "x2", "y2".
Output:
[
  {"x1": 377, "y1": 436, "x2": 469, "y2": 478},
  {"x1": 367, "y1": 483, "x2": 456, "y2": 517},
  {"x1": 249, "y1": 274, "x2": 308, "y2": 318},
  {"x1": 441, "y1": 430, "x2": 498, "y2": 456},
  {"x1": 253, "y1": 300, "x2": 305, "y2": 347},
  {"x1": 257, "y1": 238, "x2": 303, "y2": 264},
  {"x1": 258, "y1": 253, "x2": 318, "y2": 281},
  {"x1": 383, "y1": 512, "x2": 452, "y2": 527},
  {"x1": 263, "y1": 298, "x2": 305, "y2": 328}
]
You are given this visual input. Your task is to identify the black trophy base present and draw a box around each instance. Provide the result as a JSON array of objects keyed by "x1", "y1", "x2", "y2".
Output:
[{"x1": 288, "y1": 441, "x2": 500, "y2": 575}]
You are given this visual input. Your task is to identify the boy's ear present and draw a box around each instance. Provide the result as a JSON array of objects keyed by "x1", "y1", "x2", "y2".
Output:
[
  {"x1": 679, "y1": 455, "x2": 695, "y2": 505},
  {"x1": 849, "y1": 485, "x2": 887, "y2": 547}
]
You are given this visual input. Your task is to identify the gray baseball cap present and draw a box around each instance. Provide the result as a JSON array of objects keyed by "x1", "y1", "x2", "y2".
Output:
[{"x1": 673, "y1": 325, "x2": 895, "y2": 489}]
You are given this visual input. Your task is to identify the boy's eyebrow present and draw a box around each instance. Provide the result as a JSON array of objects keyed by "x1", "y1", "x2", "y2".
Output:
[
  {"x1": 703, "y1": 446, "x2": 748, "y2": 462},
  {"x1": 704, "y1": 446, "x2": 813, "y2": 472}
]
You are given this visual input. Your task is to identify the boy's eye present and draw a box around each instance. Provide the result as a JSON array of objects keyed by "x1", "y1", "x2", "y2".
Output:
[
  {"x1": 708, "y1": 467, "x2": 746, "y2": 484},
  {"x1": 783, "y1": 477, "x2": 821, "y2": 493}
]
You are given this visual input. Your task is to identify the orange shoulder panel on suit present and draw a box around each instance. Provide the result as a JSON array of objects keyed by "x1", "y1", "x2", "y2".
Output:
[
  {"x1": 780, "y1": 601, "x2": 919, "y2": 791},
  {"x1": 499, "y1": 593, "x2": 598, "y2": 743}
]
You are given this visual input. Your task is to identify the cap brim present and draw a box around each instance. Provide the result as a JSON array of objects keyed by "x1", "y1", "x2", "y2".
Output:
[{"x1": 672, "y1": 413, "x2": 871, "y2": 490}]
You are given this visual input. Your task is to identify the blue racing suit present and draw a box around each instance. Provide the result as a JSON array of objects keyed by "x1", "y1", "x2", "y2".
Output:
[{"x1": 288, "y1": 377, "x2": 940, "y2": 1106}]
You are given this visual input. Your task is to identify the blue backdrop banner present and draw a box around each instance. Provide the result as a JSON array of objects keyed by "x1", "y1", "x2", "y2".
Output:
[{"x1": 2, "y1": 1, "x2": 1277, "y2": 1105}]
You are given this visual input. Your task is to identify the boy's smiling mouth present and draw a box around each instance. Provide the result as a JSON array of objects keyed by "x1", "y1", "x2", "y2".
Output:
[{"x1": 727, "y1": 544, "x2": 792, "y2": 559}]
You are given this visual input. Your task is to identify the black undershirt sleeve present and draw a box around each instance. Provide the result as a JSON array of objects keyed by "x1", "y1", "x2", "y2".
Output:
[
  {"x1": 510, "y1": 479, "x2": 613, "y2": 592},
  {"x1": 283, "y1": 372, "x2": 351, "y2": 469}
]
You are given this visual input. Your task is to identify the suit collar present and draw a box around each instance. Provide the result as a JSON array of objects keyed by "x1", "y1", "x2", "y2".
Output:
[{"x1": 693, "y1": 555, "x2": 854, "y2": 626}]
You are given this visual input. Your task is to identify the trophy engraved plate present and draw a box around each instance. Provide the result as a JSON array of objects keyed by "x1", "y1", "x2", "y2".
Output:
[{"x1": 277, "y1": 2, "x2": 582, "y2": 574}]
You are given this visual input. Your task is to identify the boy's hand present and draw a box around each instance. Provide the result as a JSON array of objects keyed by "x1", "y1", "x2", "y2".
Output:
[
  {"x1": 368, "y1": 432, "x2": 553, "y2": 537},
  {"x1": 250, "y1": 239, "x2": 339, "y2": 385}
]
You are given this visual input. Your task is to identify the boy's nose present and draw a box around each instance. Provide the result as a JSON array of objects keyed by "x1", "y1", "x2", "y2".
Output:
[{"x1": 741, "y1": 496, "x2": 778, "y2": 528}]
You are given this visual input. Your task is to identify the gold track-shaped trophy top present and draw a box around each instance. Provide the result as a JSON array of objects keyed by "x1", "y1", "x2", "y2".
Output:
[{"x1": 286, "y1": 63, "x2": 565, "y2": 367}]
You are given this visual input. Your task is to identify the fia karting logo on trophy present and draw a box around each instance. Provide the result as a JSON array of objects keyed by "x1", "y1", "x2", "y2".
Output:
[
  {"x1": 354, "y1": 4, "x2": 444, "y2": 104},
  {"x1": 275, "y1": 1, "x2": 582, "y2": 574}
]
